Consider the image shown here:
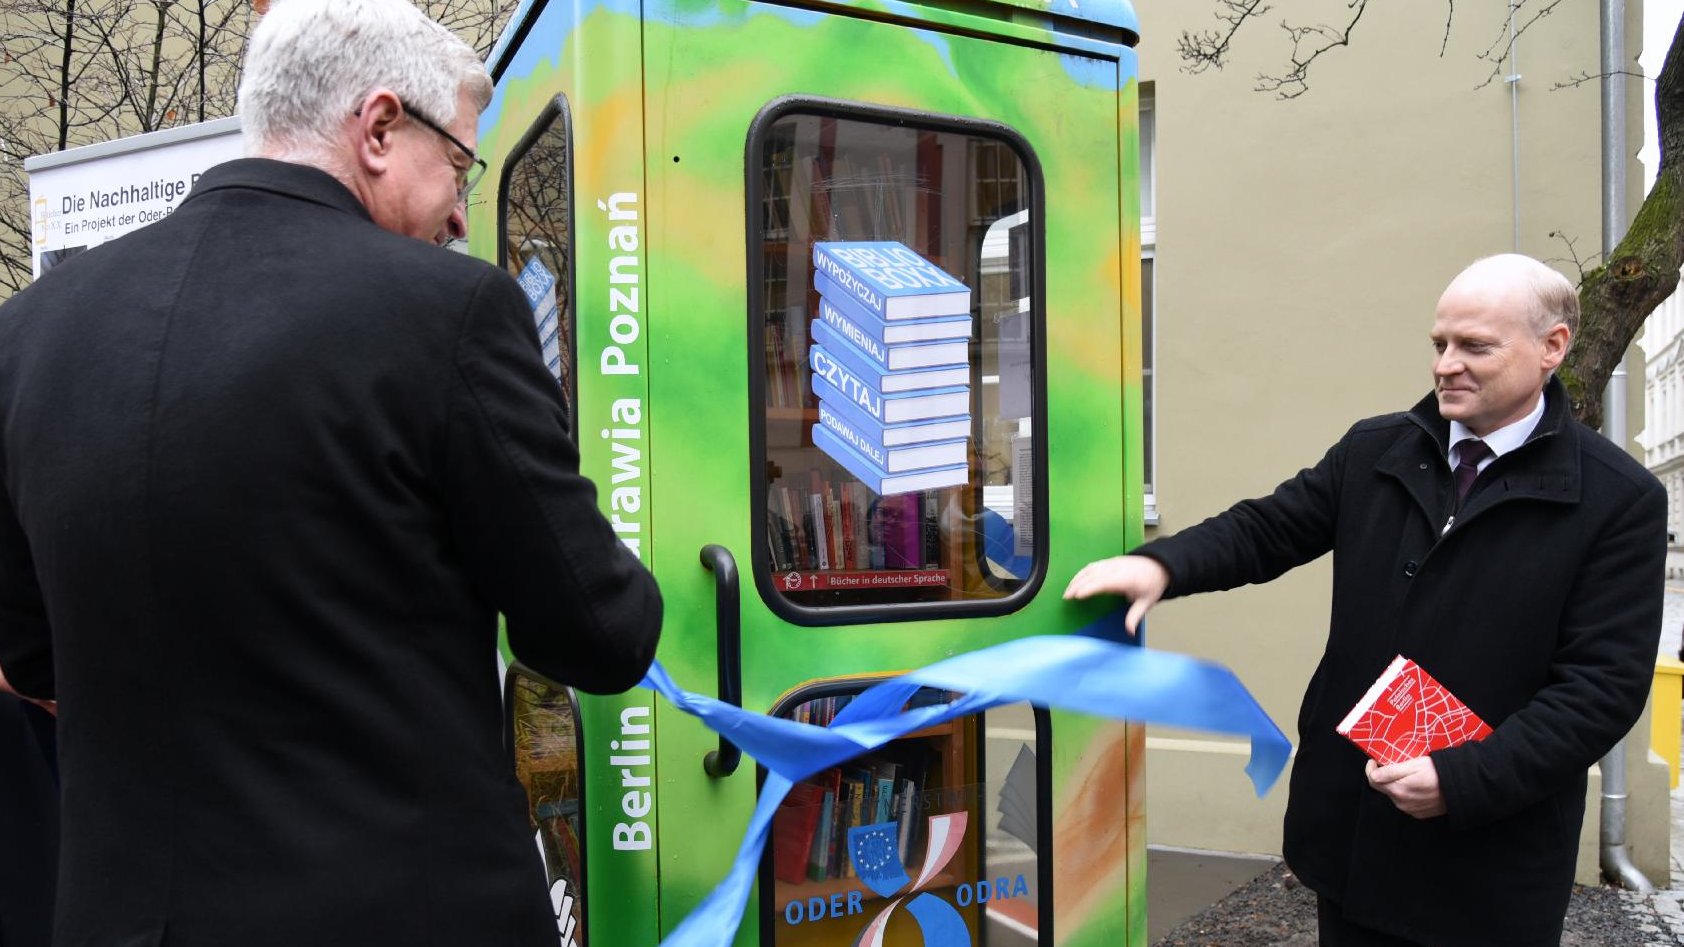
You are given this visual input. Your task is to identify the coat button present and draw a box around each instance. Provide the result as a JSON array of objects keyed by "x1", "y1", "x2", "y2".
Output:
[{"x1": 1403, "y1": 560, "x2": 1419, "y2": 578}]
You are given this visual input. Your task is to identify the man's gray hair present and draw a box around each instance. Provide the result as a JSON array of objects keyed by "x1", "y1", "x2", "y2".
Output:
[
  {"x1": 238, "y1": 0, "x2": 494, "y2": 162},
  {"x1": 1526, "y1": 262, "x2": 1581, "y2": 340}
]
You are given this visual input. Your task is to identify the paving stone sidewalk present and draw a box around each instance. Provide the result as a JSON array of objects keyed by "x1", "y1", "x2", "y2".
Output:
[{"x1": 1617, "y1": 781, "x2": 1684, "y2": 946}]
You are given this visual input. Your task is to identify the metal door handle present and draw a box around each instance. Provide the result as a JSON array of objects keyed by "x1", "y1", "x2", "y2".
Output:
[{"x1": 700, "y1": 543, "x2": 742, "y2": 777}]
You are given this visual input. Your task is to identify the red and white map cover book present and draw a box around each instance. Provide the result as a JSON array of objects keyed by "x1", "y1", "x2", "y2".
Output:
[{"x1": 1336, "y1": 655, "x2": 1493, "y2": 766}]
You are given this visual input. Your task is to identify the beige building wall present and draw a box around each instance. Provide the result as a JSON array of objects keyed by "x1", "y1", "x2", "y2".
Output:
[{"x1": 1132, "y1": 0, "x2": 1669, "y2": 883}]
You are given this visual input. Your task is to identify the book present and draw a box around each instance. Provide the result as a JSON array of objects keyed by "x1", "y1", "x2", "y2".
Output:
[
  {"x1": 814, "y1": 426, "x2": 969, "y2": 497},
  {"x1": 839, "y1": 485, "x2": 857, "y2": 570},
  {"x1": 815, "y1": 278, "x2": 973, "y2": 347},
  {"x1": 812, "y1": 241, "x2": 971, "y2": 320},
  {"x1": 872, "y1": 762, "x2": 898, "y2": 824},
  {"x1": 812, "y1": 324, "x2": 969, "y2": 393},
  {"x1": 817, "y1": 392, "x2": 969, "y2": 450},
  {"x1": 814, "y1": 413, "x2": 966, "y2": 473},
  {"x1": 850, "y1": 482, "x2": 870, "y2": 570},
  {"x1": 1336, "y1": 655, "x2": 1493, "y2": 767},
  {"x1": 895, "y1": 776, "x2": 918, "y2": 862},
  {"x1": 775, "y1": 779, "x2": 829, "y2": 884},
  {"x1": 877, "y1": 493, "x2": 927, "y2": 568},
  {"x1": 808, "y1": 788, "x2": 838, "y2": 881},
  {"x1": 825, "y1": 481, "x2": 843, "y2": 570},
  {"x1": 815, "y1": 296, "x2": 971, "y2": 369},
  {"x1": 808, "y1": 367, "x2": 970, "y2": 425},
  {"x1": 802, "y1": 768, "x2": 842, "y2": 881},
  {"x1": 921, "y1": 489, "x2": 941, "y2": 569},
  {"x1": 807, "y1": 476, "x2": 831, "y2": 571}
]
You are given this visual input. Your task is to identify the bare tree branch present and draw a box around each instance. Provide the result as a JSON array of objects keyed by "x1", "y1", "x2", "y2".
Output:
[
  {"x1": 1255, "y1": 0, "x2": 1370, "y2": 100},
  {"x1": 1551, "y1": 68, "x2": 1652, "y2": 91},
  {"x1": 1178, "y1": 1, "x2": 1684, "y2": 429},
  {"x1": 1544, "y1": 229, "x2": 1596, "y2": 281},
  {"x1": 1177, "y1": 0, "x2": 1272, "y2": 75},
  {"x1": 1472, "y1": 0, "x2": 1570, "y2": 90},
  {"x1": 0, "y1": 0, "x2": 522, "y2": 295}
]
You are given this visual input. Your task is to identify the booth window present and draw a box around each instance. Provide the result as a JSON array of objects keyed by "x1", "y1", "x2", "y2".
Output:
[
  {"x1": 1139, "y1": 87, "x2": 1156, "y2": 523},
  {"x1": 761, "y1": 684, "x2": 1049, "y2": 945},
  {"x1": 507, "y1": 664, "x2": 587, "y2": 941},
  {"x1": 751, "y1": 104, "x2": 1045, "y2": 620},
  {"x1": 500, "y1": 96, "x2": 577, "y2": 429}
]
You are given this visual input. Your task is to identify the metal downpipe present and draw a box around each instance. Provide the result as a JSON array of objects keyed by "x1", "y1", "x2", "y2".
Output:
[{"x1": 1598, "y1": 0, "x2": 1654, "y2": 895}]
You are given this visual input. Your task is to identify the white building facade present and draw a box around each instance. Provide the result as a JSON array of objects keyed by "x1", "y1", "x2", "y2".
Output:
[{"x1": 1641, "y1": 276, "x2": 1684, "y2": 575}]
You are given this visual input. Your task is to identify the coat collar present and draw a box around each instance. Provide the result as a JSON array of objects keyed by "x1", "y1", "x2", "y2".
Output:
[
  {"x1": 1378, "y1": 375, "x2": 1580, "y2": 521},
  {"x1": 181, "y1": 157, "x2": 374, "y2": 224}
]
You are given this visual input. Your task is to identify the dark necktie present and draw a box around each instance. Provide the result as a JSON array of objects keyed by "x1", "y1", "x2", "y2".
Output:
[{"x1": 1454, "y1": 439, "x2": 1493, "y2": 503}]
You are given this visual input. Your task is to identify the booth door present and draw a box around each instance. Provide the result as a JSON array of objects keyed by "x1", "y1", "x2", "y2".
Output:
[{"x1": 642, "y1": 7, "x2": 1139, "y2": 947}]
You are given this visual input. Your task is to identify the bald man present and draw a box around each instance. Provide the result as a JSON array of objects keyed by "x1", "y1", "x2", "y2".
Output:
[{"x1": 1067, "y1": 255, "x2": 1665, "y2": 946}]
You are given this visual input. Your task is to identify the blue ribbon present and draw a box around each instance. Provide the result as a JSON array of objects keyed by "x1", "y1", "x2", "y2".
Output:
[{"x1": 639, "y1": 608, "x2": 1290, "y2": 946}]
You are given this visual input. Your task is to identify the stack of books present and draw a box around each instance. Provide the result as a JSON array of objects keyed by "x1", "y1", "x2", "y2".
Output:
[
  {"x1": 807, "y1": 240, "x2": 974, "y2": 496},
  {"x1": 515, "y1": 255, "x2": 564, "y2": 384}
]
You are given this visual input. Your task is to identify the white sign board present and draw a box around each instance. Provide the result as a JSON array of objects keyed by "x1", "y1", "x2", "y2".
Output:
[{"x1": 26, "y1": 117, "x2": 243, "y2": 278}]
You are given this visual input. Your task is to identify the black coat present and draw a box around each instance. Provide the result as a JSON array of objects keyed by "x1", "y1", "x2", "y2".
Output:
[
  {"x1": 0, "y1": 159, "x2": 662, "y2": 946},
  {"x1": 1137, "y1": 377, "x2": 1664, "y2": 946}
]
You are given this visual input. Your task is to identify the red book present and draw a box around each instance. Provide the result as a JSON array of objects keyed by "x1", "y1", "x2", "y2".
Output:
[
  {"x1": 1336, "y1": 655, "x2": 1493, "y2": 766},
  {"x1": 773, "y1": 780, "x2": 829, "y2": 884}
]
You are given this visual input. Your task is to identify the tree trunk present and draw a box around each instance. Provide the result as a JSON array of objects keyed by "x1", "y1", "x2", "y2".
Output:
[
  {"x1": 143, "y1": 1, "x2": 172, "y2": 132},
  {"x1": 1562, "y1": 14, "x2": 1684, "y2": 429},
  {"x1": 57, "y1": 0, "x2": 77, "y2": 151}
]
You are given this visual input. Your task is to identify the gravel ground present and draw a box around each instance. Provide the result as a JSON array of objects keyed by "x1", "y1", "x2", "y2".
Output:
[
  {"x1": 1152, "y1": 863, "x2": 1673, "y2": 946},
  {"x1": 1156, "y1": 586, "x2": 1684, "y2": 946}
]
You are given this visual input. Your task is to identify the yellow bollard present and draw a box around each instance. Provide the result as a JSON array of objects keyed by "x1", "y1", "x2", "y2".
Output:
[{"x1": 1654, "y1": 657, "x2": 1684, "y2": 790}]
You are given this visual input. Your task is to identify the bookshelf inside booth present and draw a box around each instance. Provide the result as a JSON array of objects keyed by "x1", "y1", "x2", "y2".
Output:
[
  {"x1": 505, "y1": 663, "x2": 588, "y2": 940},
  {"x1": 755, "y1": 106, "x2": 1042, "y2": 613},
  {"x1": 759, "y1": 683, "x2": 1050, "y2": 946}
]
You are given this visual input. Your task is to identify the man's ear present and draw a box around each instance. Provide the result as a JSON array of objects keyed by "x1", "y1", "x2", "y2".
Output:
[
  {"x1": 1540, "y1": 322, "x2": 1571, "y2": 372},
  {"x1": 352, "y1": 89, "x2": 404, "y2": 177}
]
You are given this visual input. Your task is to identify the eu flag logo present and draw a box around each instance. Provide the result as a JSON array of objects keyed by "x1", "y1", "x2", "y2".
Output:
[{"x1": 848, "y1": 823, "x2": 909, "y2": 898}]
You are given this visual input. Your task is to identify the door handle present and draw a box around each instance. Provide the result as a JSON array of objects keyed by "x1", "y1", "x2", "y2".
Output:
[{"x1": 700, "y1": 543, "x2": 742, "y2": 777}]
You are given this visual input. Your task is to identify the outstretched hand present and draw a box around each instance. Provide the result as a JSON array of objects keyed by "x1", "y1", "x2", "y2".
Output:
[{"x1": 1062, "y1": 555, "x2": 1170, "y2": 636}]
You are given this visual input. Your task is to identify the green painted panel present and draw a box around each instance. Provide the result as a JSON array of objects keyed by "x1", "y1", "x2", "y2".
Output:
[{"x1": 475, "y1": 1, "x2": 1142, "y2": 943}]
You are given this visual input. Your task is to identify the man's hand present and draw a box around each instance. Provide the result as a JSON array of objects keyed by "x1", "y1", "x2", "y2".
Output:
[
  {"x1": 0, "y1": 664, "x2": 56, "y2": 717},
  {"x1": 1365, "y1": 757, "x2": 1445, "y2": 819},
  {"x1": 1062, "y1": 555, "x2": 1170, "y2": 635}
]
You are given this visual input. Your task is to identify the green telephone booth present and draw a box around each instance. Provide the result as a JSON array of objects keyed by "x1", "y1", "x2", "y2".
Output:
[{"x1": 471, "y1": 0, "x2": 1146, "y2": 942}]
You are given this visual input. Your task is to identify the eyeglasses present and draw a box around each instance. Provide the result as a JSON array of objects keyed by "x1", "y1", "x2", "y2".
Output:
[{"x1": 400, "y1": 99, "x2": 488, "y2": 203}]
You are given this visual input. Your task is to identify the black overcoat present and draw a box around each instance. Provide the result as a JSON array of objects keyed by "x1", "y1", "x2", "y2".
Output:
[
  {"x1": 0, "y1": 159, "x2": 662, "y2": 946},
  {"x1": 1138, "y1": 378, "x2": 1664, "y2": 946}
]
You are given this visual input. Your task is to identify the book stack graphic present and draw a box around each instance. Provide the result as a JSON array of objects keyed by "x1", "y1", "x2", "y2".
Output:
[
  {"x1": 515, "y1": 255, "x2": 563, "y2": 383},
  {"x1": 808, "y1": 241, "x2": 974, "y2": 496}
]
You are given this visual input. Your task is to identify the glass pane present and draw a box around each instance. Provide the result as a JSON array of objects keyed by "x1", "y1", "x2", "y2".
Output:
[
  {"x1": 1138, "y1": 95, "x2": 1154, "y2": 221},
  {"x1": 1141, "y1": 255, "x2": 1154, "y2": 498},
  {"x1": 766, "y1": 690, "x2": 1044, "y2": 946},
  {"x1": 757, "y1": 113, "x2": 1039, "y2": 610},
  {"x1": 503, "y1": 100, "x2": 576, "y2": 428},
  {"x1": 508, "y1": 666, "x2": 587, "y2": 945}
]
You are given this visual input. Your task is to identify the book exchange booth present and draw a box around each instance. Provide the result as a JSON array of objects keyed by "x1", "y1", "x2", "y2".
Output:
[{"x1": 470, "y1": 0, "x2": 1147, "y2": 942}]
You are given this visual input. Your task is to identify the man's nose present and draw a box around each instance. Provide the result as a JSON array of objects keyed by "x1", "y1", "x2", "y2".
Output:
[{"x1": 438, "y1": 202, "x2": 467, "y2": 247}]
